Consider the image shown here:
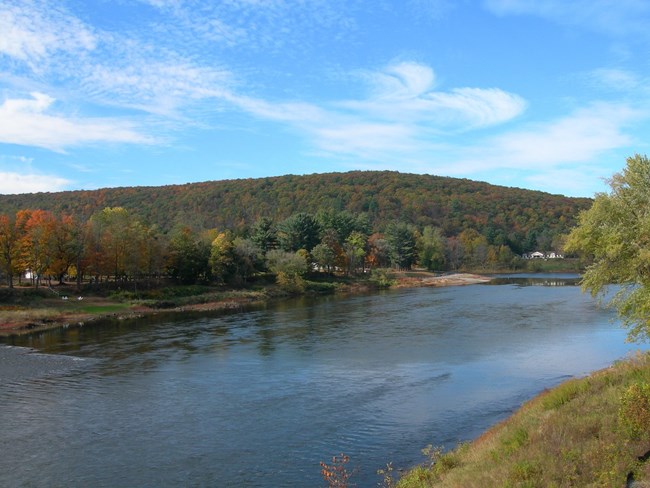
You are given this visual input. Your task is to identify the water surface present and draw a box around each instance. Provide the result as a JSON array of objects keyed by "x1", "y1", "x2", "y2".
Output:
[{"x1": 0, "y1": 275, "x2": 642, "y2": 487}]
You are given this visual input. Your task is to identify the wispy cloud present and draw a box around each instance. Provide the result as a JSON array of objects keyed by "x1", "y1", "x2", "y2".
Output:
[
  {"x1": 587, "y1": 68, "x2": 644, "y2": 93},
  {"x1": 139, "y1": 0, "x2": 358, "y2": 53},
  {"x1": 345, "y1": 62, "x2": 526, "y2": 127},
  {"x1": 0, "y1": 92, "x2": 153, "y2": 151},
  {"x1": 460, "y1": 102, "x2": 639, "y2": 170},
  {"x1": 79, "y1": 56, "x2": 232, "y2": 117},
  {"x1": 228, "y1": 61, "x2": 526, "y2": 161},
  {"x1": 425, "y1": 101, "x2": 645, "y2": 195},
  {"x1": 0, "y1": 0, "x2": 96, "y2": 69},
  {"x1": 484, "y1": 0, "x2": 650, "y2": 37}
]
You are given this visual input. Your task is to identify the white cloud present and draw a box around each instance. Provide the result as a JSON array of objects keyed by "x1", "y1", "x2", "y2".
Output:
[
  {"x1": 0, "y1": 92, "x2": 153, "y2": 152},
  {"x1": 369, "y1": 62, "x2": 438, "y2": 100},
  {"x1": 0, "y1": 171, "x2": 70, "y2": 194},
  {"x1": 342, "y1": 62, "x2": 526, "y2": 129}
]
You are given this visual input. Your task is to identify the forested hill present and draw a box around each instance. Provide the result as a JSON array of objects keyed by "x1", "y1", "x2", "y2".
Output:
[{"x1": 0, "y1": 171, "x2": 591, "y2": 250}]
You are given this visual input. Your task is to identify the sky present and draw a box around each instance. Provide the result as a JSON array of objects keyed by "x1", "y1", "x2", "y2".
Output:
[{"x1": 1, "y1": 0, "x2": 650, "y2": 197}]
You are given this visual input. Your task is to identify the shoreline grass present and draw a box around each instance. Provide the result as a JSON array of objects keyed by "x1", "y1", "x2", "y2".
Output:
[{"x1": 395, "y1": 352, "x2": 650, "y2": 487}]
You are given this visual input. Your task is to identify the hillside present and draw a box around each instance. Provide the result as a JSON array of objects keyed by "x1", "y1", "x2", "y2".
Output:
[{"x1": 0, "y1": 171, "x2": 591, "y2": 250}]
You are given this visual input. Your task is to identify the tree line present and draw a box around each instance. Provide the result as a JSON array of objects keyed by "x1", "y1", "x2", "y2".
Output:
[
  {"x1": 0, "y1": 171, "x2": 591, "y2": 244},
  {"x1": 0, "y1": 205, "x2": 557, "y2": 290}
]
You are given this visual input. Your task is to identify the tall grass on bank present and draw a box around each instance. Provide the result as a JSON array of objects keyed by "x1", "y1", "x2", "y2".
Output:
[
  {"x1": 396, "y1": 351, "x2": 650, "y2": 487},
  {"x1": 0, "y1": 307, "x2": 61, "y2": 325}
]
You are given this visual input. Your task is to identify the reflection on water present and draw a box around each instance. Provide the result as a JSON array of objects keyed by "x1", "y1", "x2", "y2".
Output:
[
  {"x1": 488, "y1": 272, "x2": 582, "y2": 287},
  {"x1": 0, "y1": 274, "x2": 644, "y2": 487}
]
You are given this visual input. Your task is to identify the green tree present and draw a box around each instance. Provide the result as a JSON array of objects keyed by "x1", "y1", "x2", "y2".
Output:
[
  {"x1": 277, "y1": 213, "x2": 321, "y2": 252},
  {"x1": 386, "y1": 222, "x2": 417, "y2": 270},
  {"x1": 312, "y1": 242, "x2": 337, "y2": 273},
  {"x1": 232, "y1": 237, "x2": 262, "y2": 284},
  {"x1": 250, "y1": 217, "x2": 277, "y2": 254},
  {"x1": 343, "y1": 231, "x2": 367, "y2": 275},
  {"x1": 565, "y1": 154, "x2": 650, "y2": 341},
  {"x1": 417, "y1": 226, "x2": 446, "y2": 271},
  {"x1": 265, "y1": 249, "x2": 308, "y2": 292},
  {"x1": 459, "y1": 228, "x2": 489, "y2": 269}
]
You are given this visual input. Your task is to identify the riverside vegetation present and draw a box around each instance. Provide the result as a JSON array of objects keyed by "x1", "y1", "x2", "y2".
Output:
[
  {"x1": 2, "y1": 169, "x2": 637, "y2": 485},
  {"x1": 319, "y1": 352, "x2": 650, "y2": 487},
  {"x1": 0, "y1": 172, "x2": 586, "y2": 331},
  {"x1": 383, "y1": 351, "x2": 650, "y2": 487},
  {"x1": 320, "y1": 156, "x2": 650, "y2": 487}
]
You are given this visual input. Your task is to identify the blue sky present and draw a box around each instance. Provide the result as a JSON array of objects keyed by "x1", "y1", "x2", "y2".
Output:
[{"x1": 1, "y1": 0, "x2": 649, "y2": 197}]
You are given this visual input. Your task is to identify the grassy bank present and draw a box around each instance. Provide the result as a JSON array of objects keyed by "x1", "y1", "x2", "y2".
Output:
[
  {"x1": 2, "y1": 270, "x2": 486, "y2": 335},
  {"x1": 395, "y1": 352, "x2": 650, "y2": 488}
]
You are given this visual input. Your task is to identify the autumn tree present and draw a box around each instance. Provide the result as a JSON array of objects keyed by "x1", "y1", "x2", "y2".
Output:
[
  {"x1": 18, "y1": 209, "x2": 57, "y2": 287},
  {"x1": 49, "y1": 214, "x2": 85, "y2": 285},
  {"x1": 209, "y1": 231, "x2": 235, "y2": 284},
  {"x1": 0, "y1": 213, "x2": 22, "y2": 288},
  {"x1": 166, "y1": 226, "x2": 211, "y2": 284},
  {"x1": 139, "y1": 224, "x2": 165, "y2": 285},
  {"x1": 565, "y1": 154, "x2": 650, "y2": 341},
  {"x1": 367, "y1": 233, "x2": 391, "y2": 268},
  {"x1": 88, "y1": 207, "x2": 133, "y2": 280}
]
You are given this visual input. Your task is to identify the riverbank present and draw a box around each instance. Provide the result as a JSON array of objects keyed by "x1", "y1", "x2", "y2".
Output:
[
  {"x1": 395, "y1": 351, "x2": 650, "y2": 487},
  {"x1": 0, "y1": 272, "x2": 491, "y2": 336}
]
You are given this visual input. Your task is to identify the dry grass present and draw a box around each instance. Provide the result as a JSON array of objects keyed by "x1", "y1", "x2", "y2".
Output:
[
  {"x1": 0, "y1": 307, "x2": 62, "y2": 326},
  {"x1": 397, "y1": 352, "x2": 650, "y2": 487}
]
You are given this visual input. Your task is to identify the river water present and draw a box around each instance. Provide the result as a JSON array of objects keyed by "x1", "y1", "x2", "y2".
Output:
[{"x1": 0, "y1": 274, "x2": 643, "y2": 487}]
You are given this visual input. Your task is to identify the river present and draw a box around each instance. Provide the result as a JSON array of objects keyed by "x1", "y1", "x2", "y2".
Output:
[{"x1": 0, "y1": 274, "x2": 643, "y2": 487}]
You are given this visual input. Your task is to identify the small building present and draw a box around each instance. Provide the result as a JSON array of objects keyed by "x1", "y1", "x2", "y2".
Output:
[{"x1": 522, "y1": 251, "x2": 564, "y2": 260}]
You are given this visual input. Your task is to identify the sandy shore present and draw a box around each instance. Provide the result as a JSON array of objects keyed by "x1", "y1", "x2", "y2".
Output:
[{"x1": 391, "y1": 272, "x2": 493, "y2": 288}]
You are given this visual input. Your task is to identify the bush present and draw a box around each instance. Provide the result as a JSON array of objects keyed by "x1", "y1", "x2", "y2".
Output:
[
  {"x1": 369, "y1": 269, "x2": 395, "y2": 288},
  {"x1": 619, "y1": 382, "x2": 650, "y2": 439}
]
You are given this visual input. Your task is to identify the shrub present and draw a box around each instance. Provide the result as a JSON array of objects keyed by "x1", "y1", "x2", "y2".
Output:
[
  {"x1": 619, "y1": 382, "x2": 650, "y2": 439},
  {"x1": 320, "y1": 453, "x2": 353, "y2": 488},
  {"x1": 369, "y1": 269, "x2": 395, "y2": 288}
]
